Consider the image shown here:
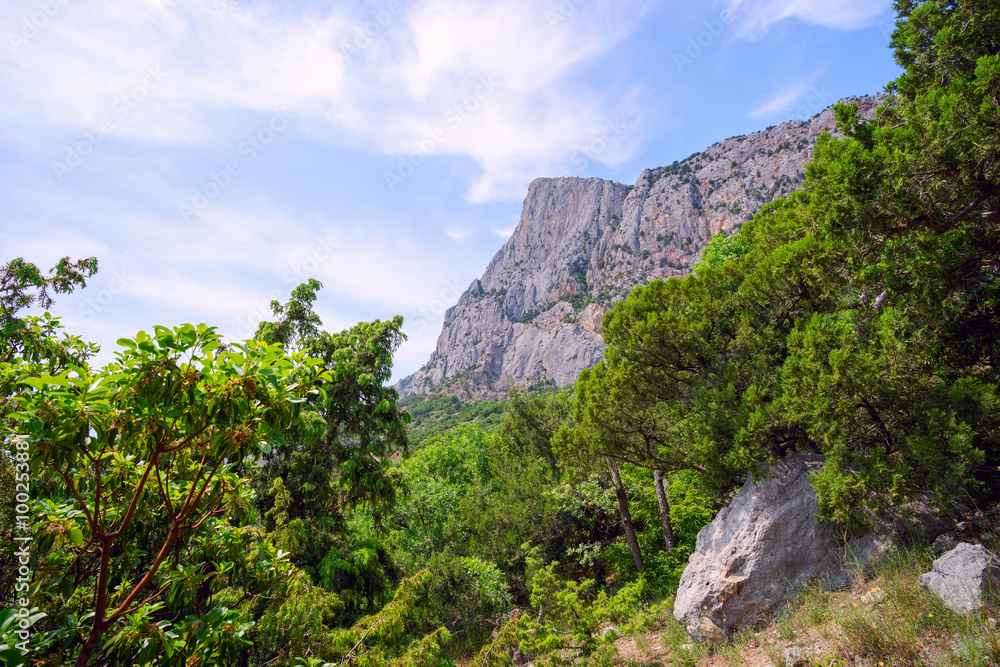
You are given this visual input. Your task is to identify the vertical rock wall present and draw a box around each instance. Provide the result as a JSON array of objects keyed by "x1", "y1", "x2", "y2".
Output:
[{"x1": 398, "y1": 96, "x2": 884, "y2": 399}]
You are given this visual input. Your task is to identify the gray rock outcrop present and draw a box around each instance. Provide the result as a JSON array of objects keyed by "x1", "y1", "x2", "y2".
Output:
[
  {"x1": 399, "y1": 96, "x2": 885, "y2": 399},
  {"x1": 672, "y1": 454, "x2": 849, "y2": 641},
  {"x1": 918, "y1": 543, "x2": 1000, "y2": 614}
]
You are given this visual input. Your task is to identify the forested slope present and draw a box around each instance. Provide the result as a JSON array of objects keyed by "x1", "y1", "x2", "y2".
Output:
[{"x1": 2, "y1": 1, "x2": 999, "y2": 665}]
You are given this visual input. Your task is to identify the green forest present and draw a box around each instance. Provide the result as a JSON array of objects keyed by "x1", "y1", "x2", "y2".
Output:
[{"x1": 2, "y1": 1, "x2": 999, "y2": 665}]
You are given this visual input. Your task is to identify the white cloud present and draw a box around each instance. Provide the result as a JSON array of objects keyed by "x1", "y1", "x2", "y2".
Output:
[
  {"x1": 746, "y1": 70, "x2": 823, "y2": 118},
  {"x1": 491, "y1": 224, "x2": 518, "y2": 238},
  {"x1": 748, "y1": 85, "x2": 804, "y2": 117},
  {"x1": 12, "y1": 195, "x2": 486, "y2": 376},
  {"x1": 728, "y1": 0, "x2": 892, "y2": 37},
  {"x1": 1, "y1": 0, "x2": 655, "y2": 202}
]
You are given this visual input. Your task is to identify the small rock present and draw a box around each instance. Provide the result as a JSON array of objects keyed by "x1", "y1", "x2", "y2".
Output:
[
  {"x1": 510, "y1": 649, "x2": 531, "y2": 666},
  {"x1": 860, "y1": 586, "x2": 886, "y2": 606},
  {"x1": 988, "y1": 617, "x2": 997, "y2": 630},
  {"x1": 697, "y1": 617, "x2": 725, "y2": 642},
  {"x1": 679, "y1": 643, "x2": 693, "y2": 651},
  {"x1": 918, "y1": 542, "x2": 1000, "y2": 614},
  {"x1": 932, "y1": 533, "x2": 958, "y2": 554},
  {"x1": 784, "y1": 646, "x2": 810, "y2": 667}
]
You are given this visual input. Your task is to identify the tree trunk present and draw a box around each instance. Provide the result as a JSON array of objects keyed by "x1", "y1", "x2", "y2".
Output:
[
  {"x1": 75, "y1": 617, "x2": 109, "y2": 667},
  {"x1": 607, "y1": 459, "x2": 643, "y2": 572},
  {"x1": 653, "y1": 470, "x2": 675, "y2": 551}
]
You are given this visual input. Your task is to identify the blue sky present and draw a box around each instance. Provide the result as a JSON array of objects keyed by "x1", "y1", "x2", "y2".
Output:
[{"x1": 1, "y1": 0, "x2": 901, "y2": 381}]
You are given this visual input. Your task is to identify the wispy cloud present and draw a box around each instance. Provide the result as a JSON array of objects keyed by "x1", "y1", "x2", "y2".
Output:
[
  {"x1": 728, "y1": 0, "x2": 893, "y2": 37},
  {"x1": 491, "y1": 224, "x2": 518, "y2": 238},
  {"x1": 747, "y1": 74, "x2": 816, "y2": 118},
  {"x1": 1, "y1": 0, "x2": 655, "y2": 202}
]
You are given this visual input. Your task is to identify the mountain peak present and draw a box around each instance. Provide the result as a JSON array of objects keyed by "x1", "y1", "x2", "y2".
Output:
[{"x1": 399, "y1": 95, "x2": 886, "y2": 399}]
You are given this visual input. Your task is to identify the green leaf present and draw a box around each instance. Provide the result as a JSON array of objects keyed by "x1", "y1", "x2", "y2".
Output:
[
  {"x1": 0, "y1": 648, "x2": 26, "y2": 667},
  {"x1": 68, "y1": 527, "x2": 84, "y2": 547},
  {"x1": 0, "y1": 608, "x2": 16, "y2": 633}
]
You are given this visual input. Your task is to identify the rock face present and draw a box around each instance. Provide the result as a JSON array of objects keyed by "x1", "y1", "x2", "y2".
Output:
[
  {"x1": 398, "y1": 96, "x2": 885, "y2": 399},
  {"x1": 918, "y1": 543, "x2": 1000, "y2": 614},
  {"x1": 672, "y1": 455, "x2": 848, "y2": 641}
]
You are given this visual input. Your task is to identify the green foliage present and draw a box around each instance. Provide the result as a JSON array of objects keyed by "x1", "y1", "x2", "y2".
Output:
[
  {"x1": 254, "y1": 278, "x2": 324, "y2": 351},
  {"x1": 564, "y1": 291, "x2": 594, "y2": 312},
  {"x1": 600, "y1": 468, "x2": 716, "y2": 594},
  {"x1": 388, "y1": 423, "x2": 495, "y2": 561},
  {"x1": 400, "y1": 394, "x2": 505, "y2": 449},
  {"x1": 0, "y1": 257, "x2": 97, "y2": 356},
  {"x1": 499, "y1": 386, "x2": 571, "y2": 477},
  {"x1": 346, "y1": 425, "x2": 512, "y2": 653},
  {"x1": 0, "y1": 276, "x2": 449, "y2": 667},
  {"x1": 4, "y1": 320, "x2": 325, "y2": 665},
  {"x1": 7, "y1": 3, "x2": 1000, "y2": 664},
  {"x1": 363, "y1": 401, "x2": 645, "y2": 655},
  {"x1": 473, "y1": 553, "x2": 644, "y2": 667},
  {"x1": 560, "y1": 0, "x2": 1000, "y2": 529},
  {"x1": 252, "y1": 286, "x2": 412, "y2": 625}
]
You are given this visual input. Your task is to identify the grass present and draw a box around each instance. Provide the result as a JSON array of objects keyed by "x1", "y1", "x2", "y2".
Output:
[
  {"x1": 837, "y1": 548, "x2": 1000, "y2": 666},
  {"x1": 834, "y1": 549, "x2": 957, "y2": 662},
  {"x1": 601, "y1": 543, "x2": 999, "y2": 667}
]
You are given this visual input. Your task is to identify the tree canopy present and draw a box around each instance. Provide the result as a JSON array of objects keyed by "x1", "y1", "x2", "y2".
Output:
[{"x1": 561, "y1": 0, "x2": 1000, "y2": 530}]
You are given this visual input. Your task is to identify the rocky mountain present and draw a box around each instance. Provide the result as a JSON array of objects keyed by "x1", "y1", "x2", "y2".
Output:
[{"x1": 398, "y1": 96, "x2": 884, "y2": 400}]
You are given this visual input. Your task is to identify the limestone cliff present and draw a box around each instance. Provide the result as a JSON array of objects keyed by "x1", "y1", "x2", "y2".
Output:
[{"x1": 398, "y1": 96, "x2": 883, "y2": 399}]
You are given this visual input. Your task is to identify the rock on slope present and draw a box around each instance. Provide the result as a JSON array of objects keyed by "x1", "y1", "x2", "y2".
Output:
[
  {"x1": 672, "y1": 455, "x2": 845, "y2": 641},
  {"x1": 919, "y1": 543, "x2": 1000, "y2": 614},
  {"x1": 398, "y1": 96, "x2": 883, "y2": 400}
]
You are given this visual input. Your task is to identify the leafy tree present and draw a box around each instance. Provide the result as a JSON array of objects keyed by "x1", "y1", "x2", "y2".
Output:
[
  {"x1": 561, "y1": 0, "x2": 1000, "y2": 531},
  {"x1": 498, "y1": 386, "x2": 571, "y2": 478},
  {"x1": 400, "y1": 393, "x2": 506, "y2": 450},
  {"x1": 1, "y1": 257, "x2": 97, "y2": 356},
  {"x1": 1, "y1": 256, "x2": 98, "y2": 664},
  {"x1": 473, "y1": 552, "x2": 644, "y2": 667},
  {"x1": 1, "y1": 257, "x2": 99, "y2": 419},
  {"x1": 4, "y1": 322, "x2": 324, "y2": 665},
  {"x1": 251, "y1": 284, "x2": 411, "y2": 624},
  {"x1": 254, "y1": 279, "x2": 324, "y2": 352},
  {"x1": 2, "y1": 275, "x2": 450, "y2": 666},
  {"x1": 783, "y1": 0, "x2": 1000, "y2": 521}
]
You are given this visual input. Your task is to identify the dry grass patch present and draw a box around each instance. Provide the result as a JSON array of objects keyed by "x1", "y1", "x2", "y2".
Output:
[{"x1": 608, "y1": 546, "x2": 998, "y2": 667}]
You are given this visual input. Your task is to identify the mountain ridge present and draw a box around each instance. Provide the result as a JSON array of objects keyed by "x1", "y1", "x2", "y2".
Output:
[{"x1": 398, "y1": 95, "x2": 885, "y2": 400}]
